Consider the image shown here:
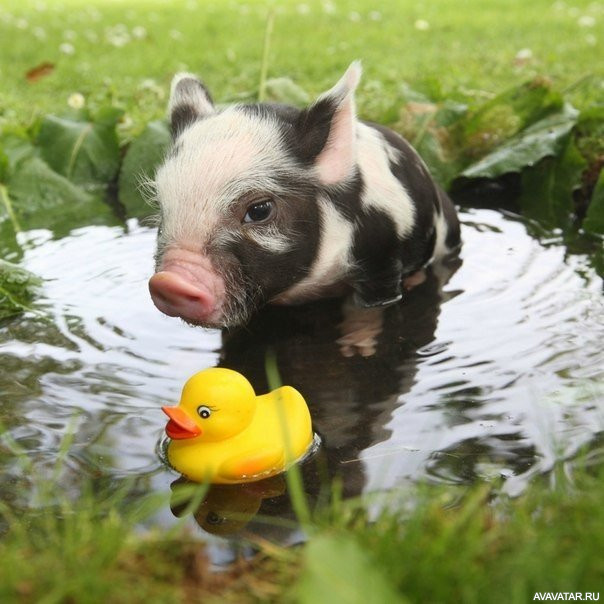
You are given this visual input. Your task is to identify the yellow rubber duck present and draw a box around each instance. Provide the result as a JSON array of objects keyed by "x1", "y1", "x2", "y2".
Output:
[{"x1": 162, "y1": 368, "x2": 313, "y2": 484}]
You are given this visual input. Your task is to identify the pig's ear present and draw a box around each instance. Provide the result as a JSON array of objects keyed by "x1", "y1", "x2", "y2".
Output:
[
  {"x1": 168, "y1": 73, "x2": 215, "y2": 137},
  {"x1": 297, "y1": 61, "x2": 361, "y2": 185}
]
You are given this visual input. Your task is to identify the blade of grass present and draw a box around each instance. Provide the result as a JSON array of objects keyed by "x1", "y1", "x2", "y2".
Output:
[
  {"x1": 0, "y1": 183, "x2": 21, "y2": 233},
  {"x1": 265, "y1": 348, "x2": 312, "y2": 527},
  {"x1": 257, "y1": 9, "x2": 275, "y2": 102}
]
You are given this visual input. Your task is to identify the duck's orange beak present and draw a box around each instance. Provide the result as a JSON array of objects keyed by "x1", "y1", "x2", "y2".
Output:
[{"x1": 162, "y1": 406, "x2": 202, "y2": 440}]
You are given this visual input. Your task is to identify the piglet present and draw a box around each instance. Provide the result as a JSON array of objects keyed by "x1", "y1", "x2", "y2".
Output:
[{"x1": 149, "y1": 62, "x2": 461, "y2": 345}]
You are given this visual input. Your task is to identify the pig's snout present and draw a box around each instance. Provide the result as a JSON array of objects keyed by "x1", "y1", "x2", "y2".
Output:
[
  {"x1": 149, "y1": 272, "x2": 214, "y2": 321},
  {"x1": 149, "y1": 252, "x2": 226, "y2": 326}
]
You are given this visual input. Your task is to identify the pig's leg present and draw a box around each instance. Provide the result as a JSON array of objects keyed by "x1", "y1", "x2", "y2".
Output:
[
  {"x1": 403, "y1": 269, "x2": 426, "y2": 290},
  {"x1": 351, "y1": 256, "x2": 404, "y2": 308},
  {"x1": 337, "y1": 299, "x2": 385, "y2": 357}
]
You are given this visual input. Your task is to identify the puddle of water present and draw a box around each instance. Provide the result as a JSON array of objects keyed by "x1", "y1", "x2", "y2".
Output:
[{"x1": 1, "y1": 209, "x2": 603, "y2": 557}]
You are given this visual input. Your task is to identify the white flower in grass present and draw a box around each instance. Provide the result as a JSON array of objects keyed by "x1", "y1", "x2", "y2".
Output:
[
  {"x1": 323, "y1": 1, "x2": 336, "y2": 14},
  {"x1": 67, "y1": 93, "x2": 85, "y2": 109},
  {"x1": 515, "y1": 48, "x2": 533, "y2": 61},
  {"x1": 585, "y1": 34, "x2": 597, "y2": 45},
  {"x1": 59, "y1": 42, "x2": 75, "y2": 55},
  {"x1": 139, "y1": 79, "x2": 165, "y2": 99},
  {"x1": 16, "y1": 18, "x2": 29, "y2": 29},
  {"x1": 33, "y1": 26, "x2": 46, "y2": 40},
  {"x1": 578, "y1": 15, "x2": 596, "y2": 27},
  {"x1": 297, "y1": 4, "x2": 310, "y2": 15},
  {"x1": 132, "y1": 25, "x2": 147, "y2": 39},
  {"x1": 348, "y1": 11, "x2": 361, "y2": 22},
  {"x1": 119, "y1": 114, "x2": 133, "y2": 130},
  {"x1": 106, "y1": 24, "x2": 131, "y2": 47},
  {"x1": 369, "y1": 11, "x2": 382, "y2": 21},
  {"x1": 63, "y1": 29, "x2": 76, "y2": 40},
  {"x1": 169, "y1": 29, "x2": 182, "y2": 40},
  {"x1": 414, "y1": 19, "x2": 430, "y2": 31}
]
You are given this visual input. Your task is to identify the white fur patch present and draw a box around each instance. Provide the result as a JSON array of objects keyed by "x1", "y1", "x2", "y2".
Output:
[
  {"x1": 155, "y1": 107, "x2": 301, "y2": 248},
  {"x1": 356, "y1": 123, "x2": 416, "y2": 238},
  {"x1": 244, "y1": 224, "x2": 293, "y2": 253},
  {"x1": 431, "y1": 208, "x2": 450, "y2": 261},
  {"x1": 272, "y1": 196, "x2": 354, "y2": 303}
]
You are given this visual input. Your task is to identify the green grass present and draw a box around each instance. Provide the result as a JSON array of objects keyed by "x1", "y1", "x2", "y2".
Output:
[
  {"x1": 1, "y1": 0, "x2": 603, "y2": 135},
  {"x1": 1, "y1": 460, "x2": 604, "y2": 603}
]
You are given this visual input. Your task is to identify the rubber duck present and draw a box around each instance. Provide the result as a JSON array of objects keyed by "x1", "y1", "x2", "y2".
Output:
[{"x1": 162, "y1": 368, "x2": 313, "y2": 484}]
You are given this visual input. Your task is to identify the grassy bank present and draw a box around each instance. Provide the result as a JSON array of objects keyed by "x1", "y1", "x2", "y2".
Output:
[
  {"x1": 1, "y1": 0, "x2": 603, "y2": 130},
  {"x1": 1, "y1": 463, "x2": 603, "y2": 603}
]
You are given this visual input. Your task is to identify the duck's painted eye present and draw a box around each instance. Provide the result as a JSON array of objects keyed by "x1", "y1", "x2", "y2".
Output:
[
  {"x1": 243, "y1": 199, "x2": 274, "y2": 223},
  {"x1": 197, "y1": 405, "x2": 212, "y2": 419}
]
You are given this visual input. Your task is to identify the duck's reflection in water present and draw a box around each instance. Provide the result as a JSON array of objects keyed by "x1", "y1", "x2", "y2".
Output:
[{"x1": 169, "y1": 257, "x2": 461, "y2": 539}]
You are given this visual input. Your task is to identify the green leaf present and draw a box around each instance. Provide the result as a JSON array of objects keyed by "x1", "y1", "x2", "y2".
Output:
[
  {"x1": 460, "y1": 103, "x2": 579, "y2": 180},
  {"x1": 0, "y1": 258, "x2": 41, "y2": 321},
  {"x1": 118, "y1": 120, "x2": 171, "y2": 218},
  {"x1": 518, "y1": 133, "x2": 587, "y2": 229},
  {"x1": 583, "y1": 170, "x2": 604, "y2": 234},
  {"x1": 7, "y1": 156, "x2": 116, "y2": 235},
  {"x1": 295, "y1": 534, "x2": 404, "y2": 604},
  {"x1": 0, "y1": 133, "x2": 37, "y2": 175},
  {"x1": 264, "y1": 77, "x2": 311, "y2": 106},
  {"x1": 461, "y1": 79, "x2": 563, "y2": 140},
  {"x1": 37, "y1": 112, "x2": 121, "y2": 188}
]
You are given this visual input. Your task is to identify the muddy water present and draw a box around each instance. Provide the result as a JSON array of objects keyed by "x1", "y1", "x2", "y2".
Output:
[{"x1": 1, "y1": 208, "x2": 603, "y2": 560}]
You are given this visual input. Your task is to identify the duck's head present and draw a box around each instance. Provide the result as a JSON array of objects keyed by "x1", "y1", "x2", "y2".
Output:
[{"x1": 162, "y1": 368, "x2": 257, "y2": 442}]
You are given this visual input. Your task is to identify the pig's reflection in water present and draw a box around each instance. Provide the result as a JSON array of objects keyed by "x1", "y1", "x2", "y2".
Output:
[{"x1": 171, "y1": 256, "x2": 461, "y2": 539}]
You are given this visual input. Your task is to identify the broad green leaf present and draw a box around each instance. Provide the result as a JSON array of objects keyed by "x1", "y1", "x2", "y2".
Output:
[
  {"x1": 518, "y1": 133, "x2": 586, "y2": 229},
  {"x1": 37, "y1": 113, "x2": 120, "y2": 188},
  {"x1": 118, "y1": 120, "x2": 171, "y2": 219},
  {"x1": 7, "y1": 156, "x2": 116, "y2": 235},
  {"x1": 461, "y1": 79, "x2": 563, "y2": 140},
  {"x1": 264, "y1": 77, "x2": 311, "y2": 106},
  {"x1": 459, "y1": 103, "x2": 579, "y2": 180},
  {"x1": 0, "y1": 133, "x2": 37, "y2": 175},
  {"x1": 295, "y1": 533, "x2": 404, "y2": 604},
  {"x1": 0, "y1": 258, "x2": 41, "y2": 321},
  {"x1": 583, "y1": 170, "x2": 604, "y2": 234}
]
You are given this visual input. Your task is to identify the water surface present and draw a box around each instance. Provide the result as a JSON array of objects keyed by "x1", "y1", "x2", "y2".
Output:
[{"x1": 1, "y1": 208, "x2": 602, "y2": 558}]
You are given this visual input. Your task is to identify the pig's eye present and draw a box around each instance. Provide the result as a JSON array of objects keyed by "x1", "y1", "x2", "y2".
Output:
[
  {"x1": 243, "y1": 199, "x2": 274, "y2": 223},
  {"x1": 197, "y1": 405, "x2": 212, "y2": 419}
]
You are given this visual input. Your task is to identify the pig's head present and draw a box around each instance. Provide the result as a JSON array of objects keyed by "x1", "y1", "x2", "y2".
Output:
[{"x1": 149, "y1": 62, "x2": 362, "y2": 328}]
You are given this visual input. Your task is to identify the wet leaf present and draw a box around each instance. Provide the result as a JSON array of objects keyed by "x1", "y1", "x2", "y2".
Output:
[
  {"x1": 0, "y1": 259, "x2": 41, "y2": 321},
  {"x1": 25, "y1": 61, "x2": 55, "y2": 83},
  {"x1": 518, "y1": 133, "x2": 587, "y2": 228},
  {"x1": 36, "y1": 111, "x2": 121, "y2": 188},
  {"x1": 118, "y1": 120, "x2": 171, "y2": 218},
  {"x1": 583, "y1": 170, "x2": 604, "y2": 234},
  {"x1": 459, "y1": 103, "x2": 579, "y2": 180},
  {"x1": 295, "y1": 534, "x2": 404, "y2": 604},
  {"x1": 264, "y1": 77, "x2": 311, "y2": 106},
  {"x1": 7, "y1": 156, "x2": 116, "y2": 235}
]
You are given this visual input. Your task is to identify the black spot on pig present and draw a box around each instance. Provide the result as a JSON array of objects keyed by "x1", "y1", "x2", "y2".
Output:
[
  {"x1": 351, "y1": 208, "x2": 404, "y2": 306},
  {"x1": 170, "y1": 104, "x2": 200, "y2": 138}
]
